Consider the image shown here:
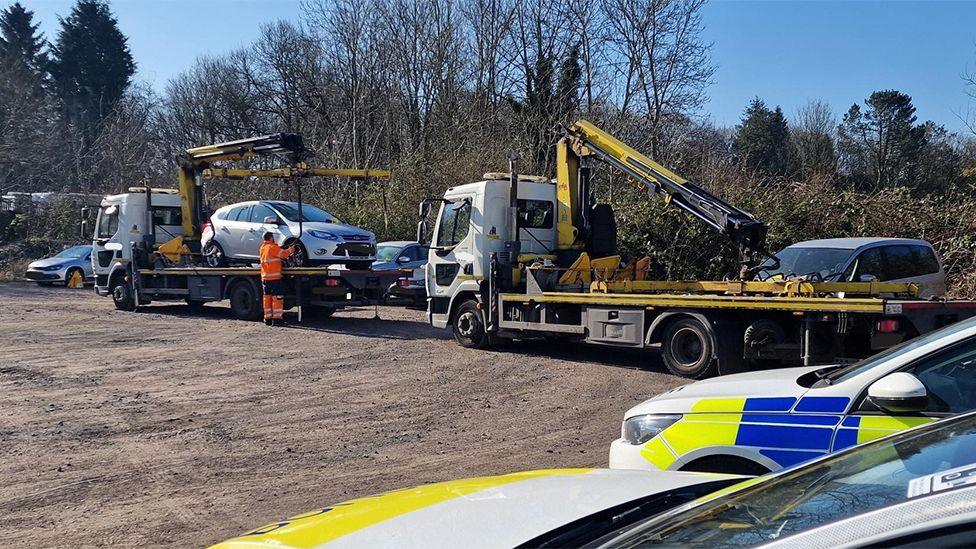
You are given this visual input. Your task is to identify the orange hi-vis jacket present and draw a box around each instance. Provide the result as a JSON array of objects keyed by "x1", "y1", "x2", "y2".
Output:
[{"x1": 259, "y1": 240, "x2": 294, "y2": 281}]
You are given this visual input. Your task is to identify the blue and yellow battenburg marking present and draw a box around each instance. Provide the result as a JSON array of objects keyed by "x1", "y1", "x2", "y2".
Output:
[{"x1": 640, "y1": 396, "x2": 934, "y2": 470}]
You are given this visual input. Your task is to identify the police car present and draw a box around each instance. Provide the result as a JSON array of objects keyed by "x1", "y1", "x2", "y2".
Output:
[
  {"x1": 610, "y1": 315, "x2": 976, "y2": 474},
  {"x1": 209, "y1": 469, "x2": 743, "y2": 548}
]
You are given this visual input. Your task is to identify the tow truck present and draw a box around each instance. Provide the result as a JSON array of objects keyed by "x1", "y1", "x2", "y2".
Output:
[
  {"x1": 422, "y1": 120, "x2": 976, "y2": 378},
  {"x1": 91, "y1": 134, "x2": 402, "y2": 320}
]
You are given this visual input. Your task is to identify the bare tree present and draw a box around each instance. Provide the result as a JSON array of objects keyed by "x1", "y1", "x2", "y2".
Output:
[
  {"x1": 602, "y1": 0, "x2": 714, "y2": 160},
  {"x1": 791, "y1": 99, "x2": 837, "y2": 178}
]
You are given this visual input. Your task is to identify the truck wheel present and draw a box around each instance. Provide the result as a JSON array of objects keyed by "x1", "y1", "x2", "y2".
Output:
[
  {"x1": 662, "y1": 317, "x2": 716, "y2": 379},
  {"x1": 111, "y1": 281, "x2": 137, "y2": 312},
  {"x1": 229, "y1": 281, "x2": 262, "y2": 321},
  {"x1": 452, "y1": 299, "x2": 494, "y2": 349}
]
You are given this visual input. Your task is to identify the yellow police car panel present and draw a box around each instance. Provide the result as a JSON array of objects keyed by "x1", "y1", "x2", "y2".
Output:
[
  {"x1": 209, "y1": 468, "x2": 744, "y2": 548},
  {"x1": 610, "y1": 316, "x2": 976, "y2": 473}
]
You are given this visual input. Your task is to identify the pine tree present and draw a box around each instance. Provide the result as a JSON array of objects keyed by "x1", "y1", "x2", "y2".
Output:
[
  {"x1": 837, "y1": 90, "x2": 926, "y2": 189},
  {"x1": 0, "y1": 2, "x2": 48, "y2": 76},
  {"x1": 732, "y1": 98, "x2": 794, "y2": 176},
  {"x1": 49, "y1": 0, "x2": 135, "y2": 141}
]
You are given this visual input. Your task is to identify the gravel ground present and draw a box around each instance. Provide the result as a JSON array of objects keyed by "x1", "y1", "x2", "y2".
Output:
[{"x1": 0, "y1": 282, "x2": 685, "y2": 547}]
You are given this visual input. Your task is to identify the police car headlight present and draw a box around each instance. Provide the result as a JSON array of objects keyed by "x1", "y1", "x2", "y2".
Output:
[{"x1": 622, "y1": 414, "x2": 681, "y2": 445}]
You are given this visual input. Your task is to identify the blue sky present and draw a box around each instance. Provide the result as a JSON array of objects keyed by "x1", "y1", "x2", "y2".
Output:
[{"x1": 26, "y1": 0, "x2": 976, "y2": 133}]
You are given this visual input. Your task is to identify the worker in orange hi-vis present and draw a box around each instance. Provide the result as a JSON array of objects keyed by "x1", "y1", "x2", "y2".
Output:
[{"x1": 259, "y1": 232, "x2": 296, "y2": 326}]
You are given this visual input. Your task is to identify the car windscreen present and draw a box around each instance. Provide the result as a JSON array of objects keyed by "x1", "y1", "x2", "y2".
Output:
[
  {"x1": 816, "y1": 315, "x2": 976, "y2": 386},
  {"x1": 375, "y1": 245, "x2": 403, "y2": 262},
  {"x1": 270, "y1": 203, "x2": 338, "y2": 223},
  {"x1": 56, "y1": 246, "x2": 90, "y2": 258},
  {"x1": 604, "y1": 414, "x2": 976, "y2": 548},
  {"x1": 763, "y1": 246, "x2": 852, "y2": 279}
]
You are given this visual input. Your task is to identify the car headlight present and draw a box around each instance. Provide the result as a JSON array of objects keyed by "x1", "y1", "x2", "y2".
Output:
[
  {"x1": 307, "y1": 230, "x2": 339, "y2": 241},
  {"x1": 41, "y1": 264, "x2": 64, "y2": 271},
  {"x1": 621, "y1": 414, "x2": 682, "y2": 445}
]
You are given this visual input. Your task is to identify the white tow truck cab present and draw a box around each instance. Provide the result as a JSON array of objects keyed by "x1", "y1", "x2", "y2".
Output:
[
  {"x1": 427, "y1": 174, "x2": 555, "y2": 330},
  {"x1": 91, "y1": 188, "x2": 183, "y2": 294}
]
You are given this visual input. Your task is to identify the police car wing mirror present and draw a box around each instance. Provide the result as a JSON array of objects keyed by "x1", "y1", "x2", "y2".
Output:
[
  {"x1": 397, "y1": 255, "x2": 411, "y2": 264},
  {"x1": 867, "y1": 372, "x2": 927, "y2": 413},
  {"x1": 263, "y1": 215, "x2": 281, "y2": 225}
]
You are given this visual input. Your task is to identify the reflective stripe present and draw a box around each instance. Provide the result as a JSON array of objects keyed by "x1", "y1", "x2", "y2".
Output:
[
  {"x1": 262, "y1": 274, "x2": 282, "y2": 281},
  {"x1": 264, "y1": 258, "x2": 282, "y2": 263}
]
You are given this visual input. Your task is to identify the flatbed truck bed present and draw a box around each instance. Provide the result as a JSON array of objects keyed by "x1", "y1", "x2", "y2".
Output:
[
  {"x1": 97, "y1": 261, "x2": 405, "y2": 321},
  {"x1": 483, "y1": 273, "x2": 976, "y2": 378}
]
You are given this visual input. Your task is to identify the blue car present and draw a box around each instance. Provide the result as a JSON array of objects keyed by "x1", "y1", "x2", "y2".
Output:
[{"x1": 25, "y1": 245, "x2": 94, "y2": 286}]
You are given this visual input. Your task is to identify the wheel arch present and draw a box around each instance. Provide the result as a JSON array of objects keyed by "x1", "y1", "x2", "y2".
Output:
[
  {"x1": 222, "y1": 275, "x2": 258, "y2": 299},
  {"x1": 646, "y1": 310, "x2": 719, "y2": 359},
  {"x1": 446, "y1": 281, "x2": 485, "y2": 324},
  {"x1": 672, "y1": 446, "x2": 778, "y2": 475}
]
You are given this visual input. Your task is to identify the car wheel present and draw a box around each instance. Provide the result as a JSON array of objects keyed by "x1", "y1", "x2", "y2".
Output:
[
  {"x1": 452, "y1": 299, "x2": 494, "y2": 349},
  {"x1": 203, "y1": 240, "x2": 228, "y2": 268},
  {"x1": 284, "y1": 240, "x2": 309, "y2": 267},
  {"x1": 228, "y1": 280, "x2": 262, "y2": 321},
  {"x1": 661, "y1": 317, "x2": 717, "y2": 379},
  {"x1": 111, "y1": 280, "x2": 137, "y2": 311}
]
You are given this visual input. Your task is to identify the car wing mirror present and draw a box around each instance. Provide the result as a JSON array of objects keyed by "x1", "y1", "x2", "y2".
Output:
[
  {"x1": 867, "y1": 372, "x2": 927, "y2": 413},
  {"x1": 397, "y1": 255, "x2": 411, "y2": 264},
  {"x1": 263, "y1": 216, "x2": 281, "y2": 225}
]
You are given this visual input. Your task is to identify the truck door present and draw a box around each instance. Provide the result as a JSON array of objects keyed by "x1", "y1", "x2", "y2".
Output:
[
  {"x1": 517, "y1": 199, "x2": 555, "y2": 254},
  {"x1": 427, "y1": 195, "x2": 475, "y2": 305}
]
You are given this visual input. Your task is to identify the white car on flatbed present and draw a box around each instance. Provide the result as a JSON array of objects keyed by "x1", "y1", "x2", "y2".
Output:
[{"x1": 610, "y1": 315, "x2": 976, "y2": 474}]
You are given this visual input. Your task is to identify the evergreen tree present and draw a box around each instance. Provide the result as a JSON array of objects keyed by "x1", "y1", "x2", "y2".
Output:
[
  {"x1": 49, "y1": 0, "x2": 135, "y2": 141},
  {"x1": 732, "y1": 98, "x2": 794, "y2": 176},
  {"x1": 0, "y1": 2, "x2": 48, "y2": 76},
  {"x1": 837, "y1": 90, "x2": 926, "y2": 189}
]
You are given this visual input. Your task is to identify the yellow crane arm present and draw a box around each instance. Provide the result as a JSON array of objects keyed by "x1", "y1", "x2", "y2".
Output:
[{"x1": 556, "y1": 120, "x2": 767, "y2": 274}]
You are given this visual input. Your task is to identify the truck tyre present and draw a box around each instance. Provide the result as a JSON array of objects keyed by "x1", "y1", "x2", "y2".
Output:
[
  {"x1": 111, "y1": 280, "x2": 137, "y2": 312},
  {"x1": 661, "y1": 317, "x2": 717, "y2": 379},
  {"x1": 229, "y1": 280, "x2": 262, "y2": 321},
  {"x1": 452, "y1": 299, "x2": 494, "y2": 349}
]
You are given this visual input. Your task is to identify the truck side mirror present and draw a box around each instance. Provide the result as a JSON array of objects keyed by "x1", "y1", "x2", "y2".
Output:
[
  {"x1": 867, "y1": 372, "x2": 927, "y2": 413},
  {"x1": 859, "y1": 274, "x2": 878, "y2": 282},
  {"x1": 419, "y1": 201, "x2": 431, "y2": 218},
  {"x1": 416, "y1": 219, "x2": 428, "y2": 244}
]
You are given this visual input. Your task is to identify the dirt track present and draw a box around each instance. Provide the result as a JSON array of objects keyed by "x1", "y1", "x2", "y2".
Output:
[{"x1": 0, "y1": 283, "x2": 684, "y2": 547}]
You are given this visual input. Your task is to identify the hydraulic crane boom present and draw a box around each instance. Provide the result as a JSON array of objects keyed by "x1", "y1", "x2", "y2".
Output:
[
  {"x1": 177, "y1": 133, "x2": 314, "y2": 243},
  {"x1": 556, "y1": 120, "x2": 767, "y2": 278}
]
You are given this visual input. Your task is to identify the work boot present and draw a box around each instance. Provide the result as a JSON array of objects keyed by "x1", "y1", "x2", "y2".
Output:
[{"x1": 265, "y1": 318, "x2": 273, "y2": 326}]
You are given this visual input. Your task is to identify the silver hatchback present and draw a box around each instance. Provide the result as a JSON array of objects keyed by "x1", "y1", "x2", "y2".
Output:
[{"x1": 25, "y1": 245, "x2": 94, "y2": 286}]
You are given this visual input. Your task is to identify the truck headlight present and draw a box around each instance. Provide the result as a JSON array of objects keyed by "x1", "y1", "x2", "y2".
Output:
[
  {"x1": 307, "y1": 230, "x2": 339, "y2": 241},
  {"x1": 622, "y1": 414, "x2": 681, "y2": 445}
]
